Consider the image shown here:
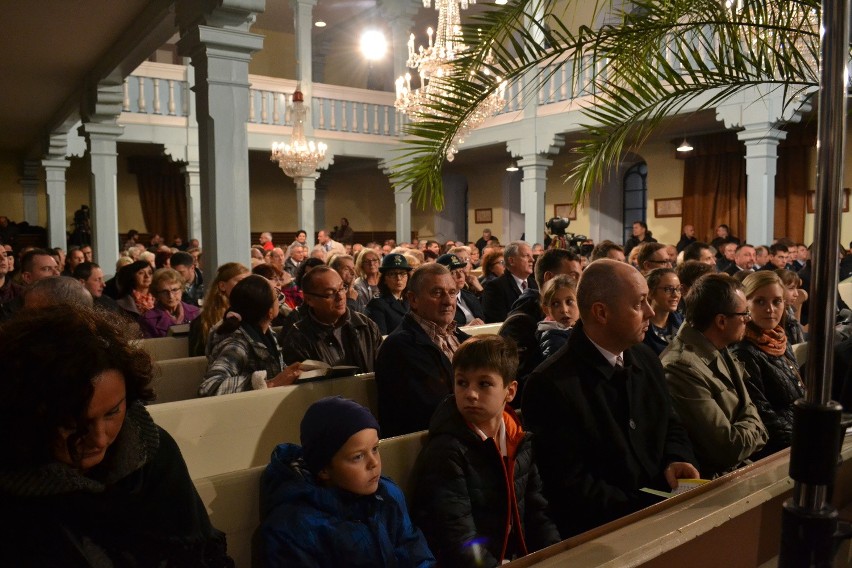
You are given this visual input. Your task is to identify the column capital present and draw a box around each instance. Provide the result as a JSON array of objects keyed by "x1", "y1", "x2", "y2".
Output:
[
  {"x1": 715, "y1": 84, "x2": 814, "y2": 131},
  {"x1": 506, "y1": 133, "x2": 564, "y2": 160},
  {"x1": 79, "y1": 121, "x2": 125, "y2": 140},
  {"x1": 81, "y1": 80, "x2": 124, "y2": 125},
  {"x1": 517, "y1": 154, "x2": 553, "y2": 170},
  {"x1": 176, "y1": 0, "x2": 265, "y2": 34},
  {"x1": 177, "y1": 25, "x2": 264, "y2": 61}
]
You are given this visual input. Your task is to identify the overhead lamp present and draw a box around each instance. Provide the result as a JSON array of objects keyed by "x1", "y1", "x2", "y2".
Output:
[
  {"x1": 506, "y1": 161, "x2": 519, "y2": 172},
  {"x1": 676, "y1": 139, "x2": 694, "y2": 152},
  {"x1": 360, "y1": 30, "x2": 388, "y2": 61},
  {"x1": 314, "y1": 20, "x2": 327, "y2": 28},
  {"x1": 495, "y1": 0, "x2": 508, "y2": 4}
]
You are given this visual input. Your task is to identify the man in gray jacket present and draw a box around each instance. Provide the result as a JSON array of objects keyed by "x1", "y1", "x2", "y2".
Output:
[{"x1": 661, "y1": 273, "x2": 767, "y2": 478}]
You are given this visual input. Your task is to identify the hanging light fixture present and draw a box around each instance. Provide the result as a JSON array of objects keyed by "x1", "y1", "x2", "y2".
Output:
[
  {"x1": 505, "y1": 160, "x2": 519, "y2": 172},
  {"x1": 395, "y1": 0, "x2": 507, "y2": 161},
  {"x1": 271, "y1": 85, "x2": 328, "y2": 180},
  {"x1": 676, "y1": 138, "x2": 694, "y2": 152}
]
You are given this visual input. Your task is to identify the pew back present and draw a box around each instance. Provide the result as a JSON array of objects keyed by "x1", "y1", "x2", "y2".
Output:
[
  {"x1": 152, "y1": 355, "x2": 207, "y2": 404},
  {"x1": 194, "y1": 430, "x2": 428, "y2": 568},
  {"x1": 138, "y1": 336, "x2": 189, "y2": 361},
  {"x1": 151, "y1": 374, "x2": 377, "y2": 480}
]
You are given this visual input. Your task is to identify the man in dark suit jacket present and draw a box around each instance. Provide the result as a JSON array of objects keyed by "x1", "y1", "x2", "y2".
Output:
[
  {"x1": 435, "y1": 253, "x2": 484, "y2": 326},
  {"x1": 723, "y1": 244, "x2": 756, "y2": 276},
  {"x1": 375, "y1": 264, "x2": 471, "y2": 437},
  {"x1": 481, "y1": 241, "x2": 537, "y2": 323},
  {"x1": 523, "y1": 259, "x2": 698, "y2": 538}
]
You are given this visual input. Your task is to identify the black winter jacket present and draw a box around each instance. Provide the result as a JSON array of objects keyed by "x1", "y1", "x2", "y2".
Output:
[
  {"x1": 410, "y1": 396, "x2": 560, "y2": 567},
  {"x1": 731, "y1": 340, "x2": 805, "y2": 457}
]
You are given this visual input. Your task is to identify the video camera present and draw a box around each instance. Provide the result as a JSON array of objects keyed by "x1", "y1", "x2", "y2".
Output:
[{"x1": 545, "y1": 216, "x2": 588, "y2": 255}]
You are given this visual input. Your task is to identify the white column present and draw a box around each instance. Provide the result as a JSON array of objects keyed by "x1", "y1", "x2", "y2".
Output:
[
  {"x1": 314, "y1": 181, "x2": 327, "y2": 237},
  {"x1": 80, "y1": 75, "x2": 124, "y2": 268},
  {"x1": 296, "y1": 175, "x2": 317, "y2": 246},
  {"x1": 738, "y1": 127, "x2": 786, "y2": 245},
  {"x1": 182, "y1": 162, "x2": 202, "y2": 244},
  {"x1": 395, "y1": 185, "x2": 412, "y2": 243},
  {"x1": 518, "y1": 155, "x2": 552, "y2": 245},
  {"x1": 19, "y1": 161, "x2": 40, "y2": 226},
  {"x1": 42, "y1": 159, "x2": 71, "y2": 249},
  {"x1": 177, "y1": 0, "x2": 264, "y2": 274},
  {"x1": 291, "y1": 0, "x2": 316, "y2": 135},
  {"x1": 716, "y1": 85, "x2": 812, "y2": 246}
]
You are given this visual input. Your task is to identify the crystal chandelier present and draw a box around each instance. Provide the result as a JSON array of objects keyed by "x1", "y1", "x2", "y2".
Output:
[
  {"x1": 271, "y1": 86, "x2": 327, "y2": 180},
  {"x1": 395, "y1": 0, "x2": 507, "y2": 161}
]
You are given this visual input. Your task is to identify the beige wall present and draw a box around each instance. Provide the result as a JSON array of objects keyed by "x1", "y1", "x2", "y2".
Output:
[
  {"x1": 462, "y1": 163, "x2": 508, "y2": 243},
  {"x1": 644, "y1": 139, "x2": 686, "y2": 245},
  {"x1": 249, "y1": 28, "x2": 296, "y2": 79}
]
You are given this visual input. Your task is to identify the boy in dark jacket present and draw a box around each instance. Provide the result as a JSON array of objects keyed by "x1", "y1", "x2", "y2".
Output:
[
  {"x1": 260, "y1": 396, "x2": 435, "y2": 567},
  {"x1": 411, "y1": 335, "x2": 561, "y2": 566}
]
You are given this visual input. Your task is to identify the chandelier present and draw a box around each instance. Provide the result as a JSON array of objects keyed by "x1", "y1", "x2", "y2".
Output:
[
  {"x1": 271, "y1": 86, "x2": 327, "y2": 180},
  {"x1": 394, "y1": 0, "x2": 507, "y2": 161}
]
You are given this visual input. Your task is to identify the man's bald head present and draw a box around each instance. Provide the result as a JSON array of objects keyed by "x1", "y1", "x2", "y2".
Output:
[{"x1": 577, "y1": 259, "x2": 635, "y2": 318}]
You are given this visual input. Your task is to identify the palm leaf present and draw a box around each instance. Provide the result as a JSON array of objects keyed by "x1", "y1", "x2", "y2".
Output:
[{"x1": 390, "y1": 0, "x2": 820, "y2": 210}]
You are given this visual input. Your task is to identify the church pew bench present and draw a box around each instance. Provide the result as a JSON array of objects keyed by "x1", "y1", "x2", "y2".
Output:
[
  {"x1": 505, "y1": 436, "x2": 852, "y2": 568},
  {"x1": 152, "y1": 355, "x2": 208, "y2": 404},
  {"x1": 136, "y1": 335, "x2": 190, "y2": 361},
  {"x1": 150, "y1": 373, "x2": 376, "y2": 480}
]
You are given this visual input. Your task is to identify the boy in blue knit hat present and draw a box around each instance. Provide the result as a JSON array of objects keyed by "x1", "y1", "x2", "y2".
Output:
[{"x1": 260, "y1": 396, "x2": 435, "y2": 567}]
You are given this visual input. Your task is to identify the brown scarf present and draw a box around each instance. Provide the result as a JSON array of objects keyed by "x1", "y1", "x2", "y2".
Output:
[{"x1": 745, "y1": 323, "x2": 787, "y2": 357}]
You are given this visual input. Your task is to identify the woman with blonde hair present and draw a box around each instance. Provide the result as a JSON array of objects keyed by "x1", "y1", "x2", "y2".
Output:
[
  {"x1": 188, "y1": 262, "x2": 250, "y2": 356},
  {"x1": 140, "y1": 268, "x2": 200, "y2": 338},
  {"x1": 731, "y1": 270, "x2": 805, "y2": 459},
  {"x1": 353, "y1": 248, "x2": 381, "y2": 305},
  {"x1": 775, "y1": 268, "x2": 807, "y2": 344}
]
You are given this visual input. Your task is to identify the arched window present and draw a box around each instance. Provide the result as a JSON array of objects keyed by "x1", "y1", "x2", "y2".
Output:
[{"x1": 623, "y1": 162, "x2": 647, "y2": 243}]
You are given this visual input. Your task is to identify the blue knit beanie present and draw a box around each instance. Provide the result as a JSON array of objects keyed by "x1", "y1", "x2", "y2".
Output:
[{"x1": 300, "y1": 396, "x2": 380, "y2": 474}]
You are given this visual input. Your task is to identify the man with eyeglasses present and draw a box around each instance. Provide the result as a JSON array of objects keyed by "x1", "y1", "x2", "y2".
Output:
[
  {"x1": 375, "y1": 263, "x2": 471, "y2": 437},
  {"x1": 280, "y1": 266, "x2": 381, "y2": 375},
  {"x1": 661, "y1": 273, "x2": 767, "y2": 478},
  {"x1": 637, "y1": 243, "x2": 672, "y2": 275}
]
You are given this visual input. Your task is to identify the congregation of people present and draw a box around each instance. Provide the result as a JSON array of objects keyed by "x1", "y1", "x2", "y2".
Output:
[{"x1": 2, "y1": 213, "x2": 852, "y2": 566}]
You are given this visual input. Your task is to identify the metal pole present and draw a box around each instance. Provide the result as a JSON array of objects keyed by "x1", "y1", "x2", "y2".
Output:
[{"x1": 779, "y1": 0, "x2": 852, "y2": 565}]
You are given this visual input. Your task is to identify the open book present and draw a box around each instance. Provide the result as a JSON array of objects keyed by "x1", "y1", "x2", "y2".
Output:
[{"x1": 297, "y1": 359, "x2": 361, "y2": 381}]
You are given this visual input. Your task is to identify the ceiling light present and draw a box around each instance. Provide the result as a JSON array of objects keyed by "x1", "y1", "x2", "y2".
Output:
[
  {"x1": 676, "y1": 139, "x2": 694, "y2": 152},
  {"x1": 506, "y1": 161, "x2": 519, "y2": 172},
  {"x1": 495, "y1": 0, "x2": 508, "y2": 4},
  {"x1": 360, "y1": 30, "x2": 387, "y2": 61},
  {"x1": 314, "y1": 20, "x2": 326, "y2": 28}
]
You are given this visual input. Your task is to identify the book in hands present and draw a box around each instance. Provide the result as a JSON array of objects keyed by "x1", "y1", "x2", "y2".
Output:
[
  {"x1": 297, "y1": 359, "x2": 361, "y2": 381},
  {"x1": 640, "y1": 478, "x2": 710, "y2": 499}
]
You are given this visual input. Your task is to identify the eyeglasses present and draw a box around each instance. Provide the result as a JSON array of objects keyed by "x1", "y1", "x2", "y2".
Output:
[
  {"x1": 304, "y1": 286, "x2": 348, "y2": 300},
  {"x1": 723, "y1": 311, "x2": 752, "y2": 321},
  {"x1": 385, "y1": 271, "x2": 409, "y2": 279},
  {"x1": 365, "y1": 258, "x2": 380, "y2": 264},
  {"x1": 657, "y1": 285, "x2": 683, "y2": 296},
  {"x1": 156, "y1": 287, "x2": 183, "y2": 296}
]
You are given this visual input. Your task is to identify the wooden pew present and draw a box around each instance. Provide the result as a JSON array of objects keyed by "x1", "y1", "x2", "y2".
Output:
[
  {"x1": 150, "y1": 374, "x2": 377, "y2": 480},
  {"x1": 152, "y1": 356, "x2": 207, "y2": 404},
  {"x1": 194, "y1": 430, "x2": 427, "y2": 568},
  {"x1": 505, "y1": 436, "x2": 852, "y2": 568},
  {"x1": 137, "y1": 336, "x2": 190, "y2": 361}
]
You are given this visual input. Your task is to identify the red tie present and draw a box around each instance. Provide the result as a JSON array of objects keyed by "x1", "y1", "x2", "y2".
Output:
[{"x1": 521, "y1": 281, "x2": 527, "y2": 291}]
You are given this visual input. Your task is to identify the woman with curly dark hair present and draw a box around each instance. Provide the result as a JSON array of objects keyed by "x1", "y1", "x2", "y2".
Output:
[
  {"x1": 114, "y1": 259, "x2": 155, "y2": 320},
  {"x1": 0, "y1": 305, "x2": 232, "y2": 566}
]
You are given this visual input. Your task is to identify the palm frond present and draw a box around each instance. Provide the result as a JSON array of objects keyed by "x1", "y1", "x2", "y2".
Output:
[{"x1": 390, "y1": 0, "x2": 820, "y2": 210}]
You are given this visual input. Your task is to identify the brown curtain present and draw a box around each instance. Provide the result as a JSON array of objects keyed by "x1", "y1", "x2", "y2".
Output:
[
  {"x1": 128, "y1": 156, "x2": 187, "y2": 241},
  {"x1": 775, "y1": 123, "x2": 815, "y2": 242},
  {"x1": 680, "y1": 132, "x2": 747, "y2": 243}
]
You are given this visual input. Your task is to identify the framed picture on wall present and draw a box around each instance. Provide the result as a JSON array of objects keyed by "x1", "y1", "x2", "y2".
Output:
[
  {"x1": 654, "y1": 197, "x2": 683, "y2": 218},
  {"x1": 475, "y1": 208, "x2": 493, "y2": 224},
  {"x1": 554, "y1": 203, "x2": 577, "y2": 220},
  {"x1": 807, "y1": 188, "x2": 850, "y2": 214}
]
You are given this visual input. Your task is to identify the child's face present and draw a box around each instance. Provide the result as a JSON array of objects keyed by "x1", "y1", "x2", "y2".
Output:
[
  {"x1": 543, "y1": 287, "x2": 579, "y2": 328},
  {"x1": 454, "y1": 368, "x2": 517, "y2": 433},
  {"x1": 318, "y1": 428, "x2": 381, "y2": 496}
]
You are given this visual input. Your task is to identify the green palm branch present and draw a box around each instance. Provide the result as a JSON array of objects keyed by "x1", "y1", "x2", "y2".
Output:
[{"x1": 390, "y1": 0, "x2": 820, "y2": 210}]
